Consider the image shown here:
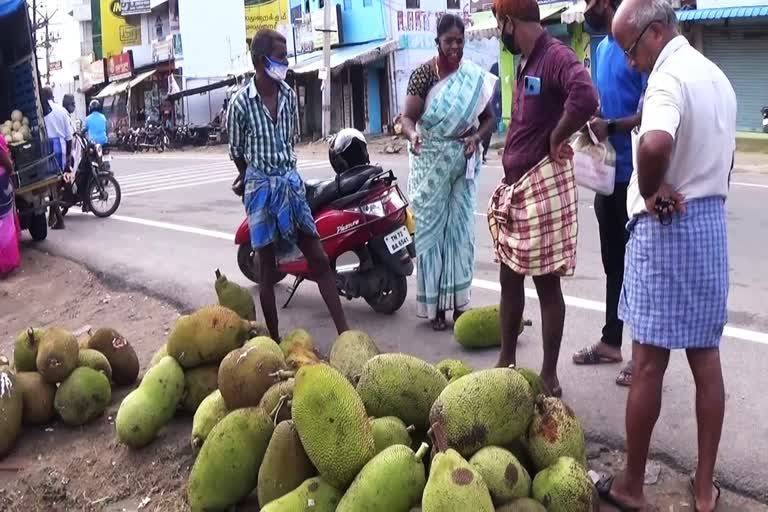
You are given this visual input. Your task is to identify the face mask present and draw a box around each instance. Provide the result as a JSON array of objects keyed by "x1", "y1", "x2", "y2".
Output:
[
  {"x1": 584, "y1": 7, "x2": 606, "y2": 33},
  {"x1": 502, "y1": 18, "x2": 521, "y2": 55},
  {"x1": 264, "y1": 56, "x2": 288, "y2": 82}
]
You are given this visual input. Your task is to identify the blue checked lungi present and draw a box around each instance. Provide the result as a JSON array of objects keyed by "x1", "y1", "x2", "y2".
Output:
[
  {"x1": 50, "y1": 137, "x2": 67, "y2": 171},
  {"x1": 244, "y1": 165, "x2": 318, "y2": 260},
  {"x1": 619, "y1": 197, "x2": 728, "y2": 350}
]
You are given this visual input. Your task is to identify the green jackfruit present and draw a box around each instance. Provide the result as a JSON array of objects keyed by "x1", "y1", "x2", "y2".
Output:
[
  {"x1": 257, "y1": 420, "x2": 317, "y2": 507},
  {"x1": 0, "y1": 367, "x2": 23, "y2": 458},
  {"x1": 515, "y1": 367, "x2": 550, "y2": 399},
  {"x1": 286, "y1": 345, "x2": 322, "y2": 370},
  {"x1": 77, "y1": 349, "x2": 113, "y2": 381},
  {"x1": 149, "y1": 344, "x2": 168, "y2": 368},
  {"x1": 292, "y1": 363, "x2": 375, "y2": 489},
  {"x1": 167, "y1": 305, "x2": 254, "y2": 368},
  {"x1": 531, "y1": 456, "x2": 595, "y2": 512},
  {"x1": 496, "y1": 497, "x2": 547, "y2": 512},
  {"x1": 187, "y1": 407, "x2": 273, "y2": 511},
  {"x1": 182, "y1": 365, "x2": 219, "y2": 413},
  {"x1": 261, "y1": 477, "x2": 341, "y2": 512},
  {"x1": 357, "y1": 354, "x2": 447, "y2": 431},
  {"x1": 258, "y1": 378, "x2": 294, "y2": 423},
  {"x1": 36, "y1": 328, "x2": 79, "y2": 384},
  {"x1": 329, "y1": 330, "x2": 380, "y2": 383},
  {"x1": 243, "y1": 336, "x2": 285, "y2": 363},
  {"x1": 279, "y1": 328, "x2": 314, "y2": 356},
  {"x1": 14, "y1": 328, "x2": 45, "y2": 372},
  {"x1": 86, "y1": 327, "x2": 139, "y2": 386},
  {"x1": 214, "y1": 268, "x2": 256, "y2": 321},
  {"x1": 191, "y1": 390, "x2": 228, "y2": 453},
  {"x1": 337, "y1": 442, "x2": 429, "y2": 512},
  {"x1": 115, "y1": 356, "x2": 185, "y2": 448},
  {"x1": 528, "y1": 397, "x2": 587, "y2": 471},
  {"x1": 218, "y1": 345, "x2": 287, "y2": 410},
  {"x1": 453, "y1": 306, "x2": 530, "y2": 348},
  {"x1": 469, "y1": 447, "x2": 531, "y2": 506},
  {"x1": 505, "y1": 437, "x2": 536, "y2": 479},
  {"x1": 371, "y1": 416, "x2": 414, "y2": 454},
  {"x1": 15, "y1": 372, "x2": 56, "y2": 425},
  {"x1": 54, "y1": 367, "x2": 112, "y2": 426},
  {"x1": 422, "y1": 439, "x2": 493, "y2": 512},
  {"x1": 436, "y1": 359, "x2": 473, "y2": 383},
  {"x1": 430, "y1": 368, "x2": 534, "y2": 458}
]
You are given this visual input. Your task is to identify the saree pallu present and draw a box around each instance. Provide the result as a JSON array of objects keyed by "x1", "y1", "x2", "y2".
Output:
[
  {"x1": 0, "y1": 169, "x2": 20, "y2": 276},
  {"x1": 408, "y1": 60, "x2": 497, "y2": 320}
]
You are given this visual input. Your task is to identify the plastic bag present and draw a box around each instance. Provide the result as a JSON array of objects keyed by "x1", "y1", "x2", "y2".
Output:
[{"x1": 570, "y1": 122, "x2": 616, "y2": 196}]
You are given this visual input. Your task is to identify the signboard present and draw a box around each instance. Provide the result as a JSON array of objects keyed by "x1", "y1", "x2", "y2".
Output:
[
  {"x1": 294, "y1": 8, "x2": 340, "y2": 54},
  {"x1": 244, "y1": 0, "x2": 290, "y2": 40},
  {"x1": 107, "y1": 52, "x2": 133, "y2": 80},
  {"x1": 101, "y1": 0, "x2": 143, "y2": 57},
  {"x1": 80, "y1": 57, "x2": 106, "y2": 91},
  {"x1": 169, "y1": 0, "x2": 180, "y2": 31},
  {"x1": 152, "y1": 35, "x2": 183, "y2": 62},
  {"x1": 49, "y1": 60, "x2": 63, "y2": 71},
  {"x1": 120, "y1": 0, "x2": 151, "y2": 16}
]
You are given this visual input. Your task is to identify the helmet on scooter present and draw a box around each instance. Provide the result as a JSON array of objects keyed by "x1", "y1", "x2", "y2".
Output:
[
  {"x1": 328, "y1": 128, "x2": 369, "y2": 174},
  {"x1": 89, "y1": 99, "x2": 102, "y2": 113}
]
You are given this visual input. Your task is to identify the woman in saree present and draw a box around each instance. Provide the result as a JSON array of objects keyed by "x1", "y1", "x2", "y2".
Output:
[
  {"x1": 400, "y1": 14, "x2": 497, "y2": 331},
  {"x1": 0, "y1": 135, "x2": 20, "y2": 277}
]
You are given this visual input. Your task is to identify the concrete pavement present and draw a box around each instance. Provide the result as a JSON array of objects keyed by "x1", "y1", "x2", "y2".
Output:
[{"x1": 27, "y1": 147, "x2": 768, "y2": 502}]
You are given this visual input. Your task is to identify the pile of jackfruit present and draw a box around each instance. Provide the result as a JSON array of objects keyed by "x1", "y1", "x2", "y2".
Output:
[{"x1": 0, "y1": 269, "x2": 597, "y2": 511}]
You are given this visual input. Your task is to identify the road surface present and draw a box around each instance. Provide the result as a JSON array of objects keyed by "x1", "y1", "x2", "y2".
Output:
[{"x1": 27, "y1": 146, "x2": 768, "y2": 502}]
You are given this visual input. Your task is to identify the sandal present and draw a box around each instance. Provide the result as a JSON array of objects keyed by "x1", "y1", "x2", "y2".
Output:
[
  {"x1": 431, "y1": 317, "x2": 447, "y2": 331},
  {"x1": 596, "y1": 474, "x2": 645, "y2": 512},
  {"x1": 573, "y1": 343, "x2": 623, "y2": 365},
  {"x1": 689, "y1": 475, "x2": 721, "y2": 512},
  {"x1": 616, "y1": 360, "x2": 634, "y2": 387}
]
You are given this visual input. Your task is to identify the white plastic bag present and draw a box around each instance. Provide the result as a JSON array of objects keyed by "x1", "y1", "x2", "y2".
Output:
[{"x1": 571, "y1": 122, "x2": 616, "y2": 196}]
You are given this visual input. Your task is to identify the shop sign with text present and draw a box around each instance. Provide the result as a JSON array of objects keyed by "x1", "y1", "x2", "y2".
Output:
[{"x1": 107, "y1": 52, "x2": 133, "y2": 80}]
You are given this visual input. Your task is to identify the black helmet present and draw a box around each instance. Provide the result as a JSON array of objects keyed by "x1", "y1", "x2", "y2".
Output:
[
  {"x1": 89, "y1": 99, "x2": 101, "y2": 113},
  {"x1": 328, "y1": 128, "x2": 369, "y2": 174}
]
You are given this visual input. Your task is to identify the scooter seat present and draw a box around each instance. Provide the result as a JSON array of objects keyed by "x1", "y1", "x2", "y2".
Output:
[
  {"x1": 305, "y1": 179, "x2": 339, "y2": 214},
  {"x1": 305, "y1": 165, "x2": 385, "y2": 214}
]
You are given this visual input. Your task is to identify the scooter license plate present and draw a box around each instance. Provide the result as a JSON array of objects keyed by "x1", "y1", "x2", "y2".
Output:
[
  {"x1": 102, "y1": 154, "x2": 112, "y2": 162},
  {"x1": 385, "y1": 226, "x2": 412, "y2": 255}
]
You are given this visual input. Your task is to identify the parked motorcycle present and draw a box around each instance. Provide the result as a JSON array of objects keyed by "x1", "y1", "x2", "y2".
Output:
[
  {"x1": 60, "y1": 133, "x2": 121, "y2": 217},
  {"x1": 235, "y1": 129, "x2": 416, "y2": 315}
]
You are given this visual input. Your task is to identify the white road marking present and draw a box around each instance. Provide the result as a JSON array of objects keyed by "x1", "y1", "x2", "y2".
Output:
[
  {"x1": 69, "y1": 211, "x2": 768, "y2": 345},
  {"x1": 732, "y1": 181, "x2": 768, "y2": 189}
]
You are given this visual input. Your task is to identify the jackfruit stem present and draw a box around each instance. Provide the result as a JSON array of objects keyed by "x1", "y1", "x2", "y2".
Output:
[
  {"x1": 215, "y1": 269, "x2": 222, "y2": 280},
  {"x1": 270, "y1": 370, "x2": 296, "y2": 381},
  {"x1": 270, "y1": 395, "x2": 288, "y2": 425},
  {"x1": 414, "y1": 442, "x2": 430, "y2": 461},
  {"x1": 27, "y1": 327, "x2": 36, "y2": 346},
  {"x1": 406, "y1": 425, "x2": 416, "y2": 433}
]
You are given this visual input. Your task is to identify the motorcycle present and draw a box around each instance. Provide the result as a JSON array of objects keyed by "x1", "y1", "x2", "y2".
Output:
[
  {"x1": 60, "y1": 133, "x2": 122, "y2": 217},
  {"x1": 235, "y1": 165, "x2": 417, "y2": 315}
]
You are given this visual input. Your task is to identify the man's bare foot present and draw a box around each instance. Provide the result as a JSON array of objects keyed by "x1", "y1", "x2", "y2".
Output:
[
  {"x1": 496, "y1": 354, "x2": 515, "y2": 368},
  {"x1": 691, "y1": 477, "x2": 721, "y2": 512},
  {"x1": 540, "y1": 372, "x2": 562, "y2": 397},
  {"x1": 598, "y1": 473, "x2": 646, "y2": 511}
]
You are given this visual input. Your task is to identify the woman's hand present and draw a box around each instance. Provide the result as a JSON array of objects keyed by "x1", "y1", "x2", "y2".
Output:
[
  {"x1": 409, "y1": 132, "x2": 423, "y2": 156},
  {"x1": 462, "y1": 134, "x2": 480, "y2": 158}
]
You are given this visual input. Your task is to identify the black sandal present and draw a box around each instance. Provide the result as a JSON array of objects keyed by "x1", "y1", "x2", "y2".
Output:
[
  {"x1": 596, "y1": 475, "x2": 645, "y2": 512},
  {"x1": 616, "y1": 360, "x2": 634, "y2": 387}
]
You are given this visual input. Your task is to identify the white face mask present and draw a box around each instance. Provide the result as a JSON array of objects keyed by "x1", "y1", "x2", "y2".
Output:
[{"x1": 264, "y1": 57, "x2": 288, "y2": 82}]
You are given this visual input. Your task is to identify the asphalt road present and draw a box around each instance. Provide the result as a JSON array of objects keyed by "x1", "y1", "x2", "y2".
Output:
[{"x1": 28, "y1": 146, "x2": 768, "y2": 502}]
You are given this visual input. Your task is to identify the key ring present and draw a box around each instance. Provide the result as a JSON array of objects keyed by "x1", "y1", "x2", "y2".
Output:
[{"x1": 654, "y1": 197, "x2": 675, "y2": 226}]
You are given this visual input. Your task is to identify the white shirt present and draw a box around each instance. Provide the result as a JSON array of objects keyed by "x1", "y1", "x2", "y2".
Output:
[
  {"x1": 44, "y1": 100, "x2": 74, "y2": 144},
  {"x1": 627, "y1": 36, "x2": 737, "y2": 217}
]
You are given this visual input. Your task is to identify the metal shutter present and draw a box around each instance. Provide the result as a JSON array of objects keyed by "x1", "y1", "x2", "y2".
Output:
[{"x1": 704, "y1": 25, "x2": 768, "y2": 132}]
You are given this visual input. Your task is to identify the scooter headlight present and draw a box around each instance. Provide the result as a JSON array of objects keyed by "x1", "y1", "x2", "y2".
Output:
[{"x1": 361, "y1": 200, "x2": 385, "y2": 218}]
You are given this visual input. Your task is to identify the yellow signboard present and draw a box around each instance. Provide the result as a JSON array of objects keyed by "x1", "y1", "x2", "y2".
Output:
[
  {"x1": 101, "y1": 0, "x2": 142, "y2": 58},
  {"x1": 244, "y1": 0, "x2": 290, "y2": 40}
]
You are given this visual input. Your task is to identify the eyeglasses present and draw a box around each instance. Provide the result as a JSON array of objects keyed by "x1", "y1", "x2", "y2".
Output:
[{"x1": 624, "y1": 20, "x2": 658, "y2": 58}]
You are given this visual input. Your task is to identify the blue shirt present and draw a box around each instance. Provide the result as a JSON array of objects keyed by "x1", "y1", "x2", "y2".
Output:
[
  {"x1": 84, "y1": 112, "x2": 108, "y2": 145},
  {"x1": 595, "y1": 35, "x2": 647, "y2": 183}
]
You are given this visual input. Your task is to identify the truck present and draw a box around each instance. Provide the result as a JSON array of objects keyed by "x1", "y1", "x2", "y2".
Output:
[{"x1": 0, "y1": 0, "x2": 63, "y2": 242}]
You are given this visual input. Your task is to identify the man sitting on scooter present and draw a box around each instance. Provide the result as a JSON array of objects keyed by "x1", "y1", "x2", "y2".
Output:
[{"x1": 228, "y1": 28, "x2": 350, "y2": 341}]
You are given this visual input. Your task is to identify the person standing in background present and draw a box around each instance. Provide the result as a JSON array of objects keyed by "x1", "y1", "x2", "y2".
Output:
[
  {"x1": 41, "y1": 87, "x2": 73, "y2": 174},
  {"x1": 62, "y1": 94, "x2": 82, "y2": 174},
  {"x1": 572, "y1": 0, "x2": 646, "y2": 387}
]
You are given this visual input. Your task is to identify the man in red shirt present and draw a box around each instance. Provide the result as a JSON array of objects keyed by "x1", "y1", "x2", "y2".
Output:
[{"x1": 490, "y1": 0, "x2": 598, "y2": 396}]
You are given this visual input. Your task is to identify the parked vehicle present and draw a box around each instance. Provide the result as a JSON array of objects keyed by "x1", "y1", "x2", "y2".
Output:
[{"x1": 59, "y1": 133, "x2": 121, "y2": 218}]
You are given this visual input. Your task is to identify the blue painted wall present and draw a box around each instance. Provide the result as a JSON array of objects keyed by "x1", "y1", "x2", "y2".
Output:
[
  {"x1": 306, "y1": 0, "x2": 387, "y2": 44},
  {"x1": 367, "y1": 66, "x2": 382, "y2": 134}
]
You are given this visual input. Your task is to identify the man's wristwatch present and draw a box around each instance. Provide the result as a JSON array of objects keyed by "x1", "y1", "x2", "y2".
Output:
[{"x1": 606, "y1": 119, "x2": 617, "y2": 136}]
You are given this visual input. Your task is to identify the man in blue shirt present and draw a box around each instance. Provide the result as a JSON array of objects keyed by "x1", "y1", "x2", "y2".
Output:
[
  {"x1": 572, "y1": 0, "x2": 646, "y2": 387},
  {"x1": 84, "y1": 100, "x2": 109, "y2": 146}
]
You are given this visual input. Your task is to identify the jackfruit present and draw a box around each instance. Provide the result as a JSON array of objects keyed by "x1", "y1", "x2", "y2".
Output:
[
  {"x1": 257, "y1": 420, "x2": 317, "y2": 507},
  {"x1": 496, "y1": 497, "x2": 547, "y2": 512},
  {"x1": 167, "y1": 305, "x2": 254, "y2": 368},
  {"x1": 260, "y1": 477, "x2": 341, "y2": 512},
  {"x1": 115, "y1": 356, "x2": 185, "y2": 448},
  {"x1": 36, "y1": 328, "x2": 79, "y2": 384},
  {"x1": 357, "y1": 354, "x2": 447, "y2": 431},
  {"x1": 191, "y1": 389, "x2": 228, "y2": 453},
  {"x1": 149, "y1": 344, "x2": 168, "y2": 367},
  {"x1": 329, "y1": 330, "x2": 381, "y2": 383},
  {"x1": 243, "y1": 336, "x2": 285, "y2": 363},
  {"x1": 436, "y1": 359, "x2": 473, "y2": 383},
  {"x1": 182, "y1": 365, "x2": 219, "y2": 413},
  {"x1": 515, "y1": 367, "x2": 549, "y2": 399},
  {"x1": 218, "y1": 344, "x2": 287, "y2": 410},
  {"x1": 14, "y1": 328, "x2": 45, "y2": 372},
  {"x1": 77, "y1": 349, "x2": 113, "y2": 381},
  {"x1": 292, "y1": 363, "x2": 376, "y2": 489},
  {"x1": 15, "y1": 371, "x2": 56, "y2": 425},
  {"x1": 214, "y1": 268, "x2": 256, "y2": 321},
  {"x1": 429, "y1": 368, "x2": 534, "y2": 458},
  {"x1": 187, "y1": 407, "x2": 273, "y2": 511},
  {"x1": 371, "y1": 416, "x2": 415, "y2": 453},
  {"x1": 86, "y1": 327, "x2": 139, "y2": 385},
  {"x1": 337, "y1": 442, "x2": 429, "y2": 512},
  {"x1": 0, "y1": 367, "x2": 23, "y2": 458},
  {"x1": 505, "y1": 437, "x2": 536, "y2": 479},
  {"x1": 531, "y1": 456, "x2": 595, "y2": 512},
  {"x1": 54, "y1": 367, "x2": 112, "y2": 426},
  {"x1": 286, "y1": 345, "x2": 322, "y2": 370},
  {"x1": 528, "y1": 397, "x2": 587, "y2": 471},
  {"x1": 469, "y1": 446, "x2": 531, "y2": 505},
  {"x1": 453, "y1": 306, "x2": 530, "y2": 348},
  {"x1": 280, "y1": 328, "x2": 314, "y2": 356},
  {"x1": 258, "y1": 378, "x2": 295, "y2": 423}
]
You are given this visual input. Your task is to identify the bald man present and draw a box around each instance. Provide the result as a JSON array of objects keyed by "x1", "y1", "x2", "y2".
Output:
[{"x1": 598, "y1": 1, "x2": 736, "y2": 511}]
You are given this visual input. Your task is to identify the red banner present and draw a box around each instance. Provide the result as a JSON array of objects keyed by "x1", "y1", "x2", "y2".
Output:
[{"x1": 106, "y1": 52, "x2": 133, "y2": 81}]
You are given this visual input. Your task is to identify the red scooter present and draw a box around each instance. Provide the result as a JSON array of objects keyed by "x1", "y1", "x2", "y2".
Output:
[{"x1": 235, "y1": 165, "x2": 416, "y2": 315}]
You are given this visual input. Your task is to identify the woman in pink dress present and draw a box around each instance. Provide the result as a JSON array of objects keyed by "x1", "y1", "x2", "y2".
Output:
[{"x1": 0, "y1": 136, "x2": 20, "y2": 277}]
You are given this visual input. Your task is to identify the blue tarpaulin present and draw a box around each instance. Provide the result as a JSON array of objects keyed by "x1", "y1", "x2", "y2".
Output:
[
  {"x1": 0, "y1": 0, "x2": 24, "y2": 18},
  {"x1": 677, "y1": 5, "x2": 768, "y2": 22}
]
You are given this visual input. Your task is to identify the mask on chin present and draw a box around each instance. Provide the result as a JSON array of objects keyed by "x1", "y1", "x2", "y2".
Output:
[{"x1": 264, "y1": 56, "x2": 288, "y2": 82}]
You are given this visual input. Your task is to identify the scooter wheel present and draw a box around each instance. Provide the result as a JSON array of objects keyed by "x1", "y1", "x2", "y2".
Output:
[
  {"x1": 237, "y1": 244, "x2": 286, "y2": 284},
  {"x1": 364, "y1": 274, "x2": 408, "y2": 315}
]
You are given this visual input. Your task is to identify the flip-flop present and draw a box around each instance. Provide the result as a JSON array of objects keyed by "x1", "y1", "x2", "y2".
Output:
[
  {"x1": 616, "y1": 361, "x2": 634, "y2": 387},
  {"x1": 689, "y1": 475, "x2": 721, "y2": 512},
  {"x1": 573, "y1": 344, "x2": 623, "y2": 365},
  {"x1": 595, "y1": 474, "x2": 645, "y2": 512},
  {"x1": 430, "y1": 318, "x2": 447, "y2": 331}
]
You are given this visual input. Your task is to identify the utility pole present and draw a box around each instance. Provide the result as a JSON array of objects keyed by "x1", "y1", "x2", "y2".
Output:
[
  {"x1": 29, "y1": 0, "x2": 59, "y2": 84},
  {"x1": 321, "y1": 0, "x2": 332, "y2": 137}
]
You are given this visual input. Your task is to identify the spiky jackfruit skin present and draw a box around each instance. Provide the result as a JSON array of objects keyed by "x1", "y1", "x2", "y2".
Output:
[
  {"x1": 14, "y1": 328, "x2": 45, "y2": 372},
  {"x1": 166, "y1": 305, "x2": 250, "y2": 368},
  {"x1": 469, "y1": 446, "x2": 532, "y2": 505},
  {"x1": 36, "y1": 328, "x2": 78, "y2": 384},
  {"x1": 422, "y1": 448, "x2": 494, "y2": 512},
  {"x1": 77, "y1": 349, "x2": 113, "y2": 381},
  {"x1": 436, "y1": 359, "x2": 473, "y2": 383},
  {"x1": 453, "y1": 305, "x2": 501, "y2": 348},
  {"x1": 429, "y1": 368, "x2": 534, "y2": 458},
  {"x1": 528, "y1": 397, "x2": 587, "y2": 471},
  {"x1": 260, "y1": 477, "x2": 341, "y2": 512},
  {"x1": 291, "y1": 364, "x2": 375, "y2": 489},
  {"x1": 214, "y1": 269, "x2": 256, "y2": 321},
  {"x1": 190, "y1": 390, "x2": 228, "y2": 453},
  {"x1": 329, "y1": 330, "x2": 380, "y2": 383},
  {"x1": 257, "y1": 420, "x2": 317, "y2": 507},
  {"x1": 54, "y1": 367, "x2": 111, "y2": 426},
  {"x1": 496, "y1": 498, "x2": 548, "y2": 512},
  {"x1": 531, "y1": 457, "x2": 595, "y2": 512},
  {"x1": 371, "y1": 416, "x2": 413, "y2": 454},
  {"x1": 280, "y1": 329, "x2": 315, "y2": 356},
  {"x1": 356, "y1": 354, "x2": 447, "y2": 431},
  {"x1": 15, "y1": 372, "x2": 56, "y2": 425},
  {"x1": 86, "y1": 327, "x2": 139, "y2": 385}
]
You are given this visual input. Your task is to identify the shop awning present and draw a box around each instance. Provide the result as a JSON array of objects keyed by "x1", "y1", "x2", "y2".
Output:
[
  {"x1": 167, "y1": 76, "x2": 238, "y2": 102},
  {"x1": 467, "y1": 1, "x2": 572, "y2": 40},
  {"x1": 129, "y1": 69, "x2": 156, "y2": 88},
  {"x1": 676, "y1": 5, "x2": 768, "y2": 22},
  {"x1": 290, "y1": 39, "x2": 397, "y2": 75},
  {"x1": 561, "y1": 0, "x2": 587, "y2": 24},
  {"x1": 94, "y1": 70, "x2": 156, "y2": 99}
]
